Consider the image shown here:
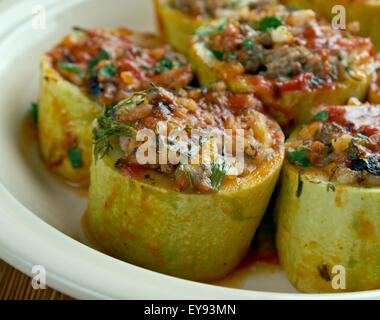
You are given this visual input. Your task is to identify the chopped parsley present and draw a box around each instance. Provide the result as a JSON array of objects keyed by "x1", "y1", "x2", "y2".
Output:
[
  {"x1": 31, "y1": 102, "x2": 38, "y2": 124},
  {"x1": 308, "y1": 110, "x2": 328, "y2": 123},
  {"x1": 209, "y1": 157, "x2": 230, "y2": 190},
  {"x1": 242, "y1": 39, "x2": 254, "y2": 50},
  {"x1": 287, "y1": 146, "x2": 312, "y2": 167},
  {"x1": 209, "y1": 48, "x2": 225, "y2": 60},
  {"x1": 156, "y1": 57, "x2": 184, "y2": 73},
  {"x1": 296, "y1": 171, "x2": 304, "y2": 197},
  {"x1": 67, "y1": 146, "x2": 83, "y2": 169},
  {"x1": 195, "y1": 22, "x2": 226, "y2": 35},
  {"x1": 258, "y1": 16, "x2": 284, "y2": 33},
  {"x1": 88, "y1": 48, "x2": 110, "y2": 71},
  {"x1": 351, "y1": 155, "x2": 380, "y2": 175},
  {"x1": 98, "y1": 63, "x2": 117, "y2": 77},
  {"x1": 58, "y1": 62, "x2": 84, "y2": 77},
  {"x1": 225, "y1": 53, "x2": 237, "y2": 60},
  {"x1": 327, "y1": 183, "x2": 336, "y2": 192},
  {"x1": 345, "y1": 139, "x2": 361, "y2": 160}
]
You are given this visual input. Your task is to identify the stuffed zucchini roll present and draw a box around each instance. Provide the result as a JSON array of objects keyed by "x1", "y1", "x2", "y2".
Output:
[
  {"x1": 275, "y1": 103, "x2": 380, "y2": 292},
  {"x1": 281, "y1": 0, "x2": 380, "y2": 52},
  {"x1": 189, "y1": 4, "x2": 376, "y2": 131},
  {"x1": 153, "y1": 0, "x2": 275, "y2": 55},
  {"x1": 88, "y1": 85, "x2": 285, "y2": 281},
  {"x1": 39, "y1": 27, "x2": 192, "y2": 184}
]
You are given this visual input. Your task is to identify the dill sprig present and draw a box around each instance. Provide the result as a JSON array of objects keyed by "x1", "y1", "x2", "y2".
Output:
[
  {"x1": 209, "y1": 157, "x2": 230, "y2": 190},
  {"x1": 93, "y1": 86, "x2": 158, "y2": 160},
  {"x1": 93, "y1": 116, "x2": 136, "y2": 160}
]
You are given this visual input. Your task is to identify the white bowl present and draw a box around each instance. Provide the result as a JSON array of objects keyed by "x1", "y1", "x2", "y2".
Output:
[{"x1": 0, "y1": 0, "x2": 378, "y2": 299}]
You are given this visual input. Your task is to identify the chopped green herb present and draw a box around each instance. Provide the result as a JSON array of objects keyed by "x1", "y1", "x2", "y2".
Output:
[
  {"x1": 58, "y1": 62, "x2": 84, "y2": 77},
  {"x1": 92, "y1": 89, "x2": 155, "y2": 160},
  {"x1": 93, "y1": 117, "x2": 135, "y2": 160},
  {"x1": 88, "y1": 48, "x2": 110, "y2": 71},
  {"x1": 156, "y1": 57, "x2": 184, "y2": 73},
  {"x1": 209, "y1": 48, "x2": 224, "y2": 60},
  {"x1": 287, "y1": 146, "x2": 312, "y2": 167},
  {"x1": 195, "y1": 22, "x2": 226, "y2": 35},
  {"x1": 344, "y1": 66, "x2": 361, "y2": 81},
  {"x1": 308, "y1": 110, "x2": 328, "y2": 123},
  {"x1": 98, "y1": 64, "x2": 117, "y2": 77},
  {"x1": 351, "y1": 155, "x2": 380, "y2": 175},
  {"x1": 209, "y1": 157, "x2": 230, "y2": 190},
  {"x1": 296, "y1": 171, "x2": 304, "y2": 197},
  {"x1": 345, "y1": 139, "x2": 361, "y2": 160},
  {"x1": 67, "y1": 146, "x2": 83, "y2": 169},
  {"x1": 143, "y1": 66, "x2": 153, "y2": 71},
  {"x1": 318, "y1": 263, "x2": 331, "y2": 282},
  {"x1": 31, "y1": 102, "x2": 38, "y2": 124},
  {"x1": 278, "y1": 74, "x2": 293, "y2": 81},
  {"x1": 225, "y1": 53, "x2": 237, "y2": 60},
  {"x1": 242, "y1": 39, "x2": 254, "y2": 49},
  {"x1": 258, "y1": 16, "x2": 283, "y2": 32},
  {"x1": 329, "y1": 165, "x2": 341, "y2": 181},
  {"x1": 256, "y1": 46, "x2": 265, "y2": 62},
  {"x1": 184, "y1": 167, "x2": 194, "y2": 188},
  {"x1": 327, "y1": 183, "x2": 336, "y2": 192},
  {"x1": 132, "y1": 47, "x2": 142, "y2": 55}
]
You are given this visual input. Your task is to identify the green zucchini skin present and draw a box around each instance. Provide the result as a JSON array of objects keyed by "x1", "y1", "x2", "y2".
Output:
[
  {"x1": 275, "y1": 161, "x2": 380, "y2": 293},
  {"x1": 88, "y1": 149, "x2": 284, "y2": 281},
  {"x1": 38, "y1": 55, "x2": 102, "y2": 185}
]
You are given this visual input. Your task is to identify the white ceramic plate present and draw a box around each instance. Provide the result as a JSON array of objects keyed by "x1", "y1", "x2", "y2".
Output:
[{"x1": 0, "y1": 0, "x2": 378, "y2": 299}]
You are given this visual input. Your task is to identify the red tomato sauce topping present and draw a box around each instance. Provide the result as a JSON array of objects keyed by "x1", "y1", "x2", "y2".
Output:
[
  {"x1": 47, "y1": 27, "x2": 193, "y2": 106},
  {"x1": 328, "y1": 105, "x2": 380, "y2": 137}
]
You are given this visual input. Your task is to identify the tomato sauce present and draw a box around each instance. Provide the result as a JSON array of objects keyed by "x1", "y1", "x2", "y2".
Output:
[
  {"x1": 328, "y1": 105, "x2": 380, "y2": 137},
  {"x1": 47, "y1": 27, "x2": 193, "y2": 106}
]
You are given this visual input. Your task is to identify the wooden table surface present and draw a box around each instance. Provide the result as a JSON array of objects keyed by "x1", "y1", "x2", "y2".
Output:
[{"x1": 0, "y1": 260, "x2": 72, "y2": 300}]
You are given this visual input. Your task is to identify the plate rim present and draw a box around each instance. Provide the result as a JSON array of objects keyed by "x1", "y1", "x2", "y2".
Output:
[
  {"x1": 0, "y1": 0, "x2": 379, "y2": 300},
  {"x1": 1, "y1": 182, "x2": 380, "y2": 299}
]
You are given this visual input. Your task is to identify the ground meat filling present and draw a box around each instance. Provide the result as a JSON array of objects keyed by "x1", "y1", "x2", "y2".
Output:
[
  {"x1": 287, "y1": 105, "x2": 380, "y2": 187},
  {"x1": 94, "y1": 84, "x2": 284, "y2": 193},
  {"x1": 47, "y1": 27, "x2": 193, "y2": 106},
  {"x1": 202, "y1": 4, "x2": 374, "y2": 83}
]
